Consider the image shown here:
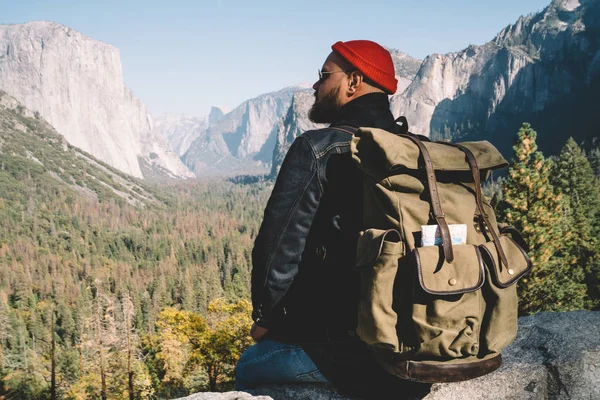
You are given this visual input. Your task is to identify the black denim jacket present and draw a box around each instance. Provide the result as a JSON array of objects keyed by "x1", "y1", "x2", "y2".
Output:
[{"x1": 251, "y1": 93, "x2": 400, "y2": 335}]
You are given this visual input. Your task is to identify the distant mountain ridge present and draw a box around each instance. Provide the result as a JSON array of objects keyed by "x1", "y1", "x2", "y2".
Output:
[
  {"x1": 0, "y1": 21, "x2": 194, "y2": 180},
  {"x1": 7, "y1": 0, "x2": 596, "y2": 181},
  {"x1": 182, "y1": 86, "x2": 301, "y2": 177}
]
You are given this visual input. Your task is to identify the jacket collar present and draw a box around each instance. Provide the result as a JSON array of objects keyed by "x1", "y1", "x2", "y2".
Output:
[{"x1": 330, "y1": 92, "x2": 398, "y2": 132}]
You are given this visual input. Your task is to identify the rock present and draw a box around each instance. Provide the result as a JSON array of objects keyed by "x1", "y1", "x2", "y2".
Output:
[
  {"x1": 177, "y1": 391, "x2": 273, "y2": 400},
  {"x1": 0, "y1": 21, "x2": 194, "y2": 180},
  {"x1": 177, "y1": 311, "x2": 600, "y2": 400},
  {"x1": 428, "y1": 310, "x2": 600, "y2": 400}
]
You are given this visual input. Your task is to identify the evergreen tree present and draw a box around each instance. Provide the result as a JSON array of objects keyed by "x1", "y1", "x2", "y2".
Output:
[
  {"x1": 589, "y1": 146, "x2": 600, "y2": 179},
  {"x1": 550, "y1": 138, "x2": 600, "y2": 306},
  {"x1": 501, "y1": 123, "x2": 589, "y2": 313}
]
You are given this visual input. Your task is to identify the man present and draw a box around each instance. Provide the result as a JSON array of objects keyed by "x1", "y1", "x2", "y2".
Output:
[{"x1": 236, "y1": 40, "x2": 430, "y2": 398}]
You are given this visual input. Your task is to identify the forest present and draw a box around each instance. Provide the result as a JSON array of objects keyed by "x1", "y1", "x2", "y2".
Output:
[{"x1": 0, "y1": 120, "x2": 599, "y2": 399}]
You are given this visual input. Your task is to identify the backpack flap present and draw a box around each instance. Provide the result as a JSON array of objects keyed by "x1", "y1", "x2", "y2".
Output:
[
  {"x1": 351, "y1": 128, "x2": 508, "y2": 175},
  {"x1": 479, "y1": 236, "x2": 532, "y2": 288},
  {"x1": 414, "y1": 245, "x2": 485, "y2": 295}
]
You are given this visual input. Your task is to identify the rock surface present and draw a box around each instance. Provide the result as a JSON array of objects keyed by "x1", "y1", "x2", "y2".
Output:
[
  {"x1": 176, "y1": 310, "x2": 600, "y2": 400},
  {"x1": 0, "y1": 21, "x2": 194, "y2": 179}
]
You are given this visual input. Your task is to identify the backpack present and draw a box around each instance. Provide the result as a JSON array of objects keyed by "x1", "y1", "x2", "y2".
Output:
[{"x1": 345, "y1": 121, "x2": 532, "y2": 383}]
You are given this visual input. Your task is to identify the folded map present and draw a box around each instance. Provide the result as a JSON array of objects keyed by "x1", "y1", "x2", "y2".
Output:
[{"x1": 421, "y1": 224, "x2": 467, "y2": 247}]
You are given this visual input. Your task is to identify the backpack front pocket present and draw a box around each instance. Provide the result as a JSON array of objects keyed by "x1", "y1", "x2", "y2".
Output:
[
  {"x1": 356, "y1": 228, "x2": 404, "y2": 351},
  {"x1": 411, "y1": 244, "x2": 485, "y2": 360}
]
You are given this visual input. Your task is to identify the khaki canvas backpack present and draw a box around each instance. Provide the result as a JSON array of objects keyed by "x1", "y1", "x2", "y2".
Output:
[{"x1": 348, "y1": 124, "x2": 532, "y2": 383}]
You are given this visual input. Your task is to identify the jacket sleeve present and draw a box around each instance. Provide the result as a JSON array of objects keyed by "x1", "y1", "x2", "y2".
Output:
[{"x1": 251, "y1": 136, "x2": 322, "y2": 328}]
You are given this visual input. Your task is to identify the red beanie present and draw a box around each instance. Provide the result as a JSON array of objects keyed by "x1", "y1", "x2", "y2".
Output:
[{"x1": 331, "y1": 40, "x2": 398, "y2": 94}]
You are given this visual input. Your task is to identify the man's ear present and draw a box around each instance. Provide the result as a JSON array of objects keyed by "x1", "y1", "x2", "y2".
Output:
[{"x1": 347, "y1": 71, "x2": 363, "y2": 94}]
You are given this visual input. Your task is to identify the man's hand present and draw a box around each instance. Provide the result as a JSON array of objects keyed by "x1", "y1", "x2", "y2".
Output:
[{"x1": 250, "y1": 322, "x2": 269, "y2": 342}]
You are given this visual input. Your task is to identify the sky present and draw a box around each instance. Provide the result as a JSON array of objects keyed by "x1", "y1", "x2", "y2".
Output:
[{"x1": 2, "y1": 0, "x2": 552, "y2": 118}]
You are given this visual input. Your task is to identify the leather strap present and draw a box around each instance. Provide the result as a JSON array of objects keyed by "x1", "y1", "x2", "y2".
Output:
[
  {"x1": 401, "y1": 134, "x2": 454, "y2": 263},
  {"x1": 374, "y1": 351, "x2": 502, "y2": 383},
  {"x1": 442, "y1": 143, "x2": 509, "y2": 268},
  {"x1": 341, "y1": 126, "x2": 454, "y2": 262}
]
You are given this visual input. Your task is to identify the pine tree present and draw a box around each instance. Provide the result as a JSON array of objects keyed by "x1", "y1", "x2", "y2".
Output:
[
  {"x1": 501, "y1": 123, "x2": 589, "y2": 313},
  {"x1": 551, "y1": 138, "x2": 600, "y2": 306},
  {"x1": 589, "y1": 146, "x2": 600, "y2": 178}
]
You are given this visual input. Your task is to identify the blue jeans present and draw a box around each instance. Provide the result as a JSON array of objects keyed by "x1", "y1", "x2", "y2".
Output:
[{"x1": 235, "y1": 340, "x2": 329, "y2": 391}]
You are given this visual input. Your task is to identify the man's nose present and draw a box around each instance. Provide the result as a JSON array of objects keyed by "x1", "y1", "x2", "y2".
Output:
[{"x1": 312, "y1": 80, "x2": 320, "y2": 91}]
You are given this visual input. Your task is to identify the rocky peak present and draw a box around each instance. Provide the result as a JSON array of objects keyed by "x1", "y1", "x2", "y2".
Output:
[
  {"x1": 390, "y1": 0, "x2": 600, "y2": 158},
  {"x1": 208, "y1": 106, "x2": 227, "y2": 125},
  {"x1": 182, "y1": 86, "x2": 300, "y2": 177},
  {"x1": 386, "y1": 47, "x2": 423, "y2": 94}
]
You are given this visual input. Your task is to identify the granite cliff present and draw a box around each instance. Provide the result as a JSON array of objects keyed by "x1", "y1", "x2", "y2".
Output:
[
  {"x1": 0, "y1": 21, "x2": 194, "y2": 179},
  {"x1": 390, "y1": 0, "x2": 600, "y2": 157}
]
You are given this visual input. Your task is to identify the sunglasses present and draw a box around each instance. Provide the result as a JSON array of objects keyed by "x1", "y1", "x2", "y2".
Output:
[{"x1": 317, "y1": 69, "x2": 349, "y2": 82}]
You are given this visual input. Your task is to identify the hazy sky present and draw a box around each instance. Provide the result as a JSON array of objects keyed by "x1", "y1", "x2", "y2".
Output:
[{"x1": 2, "y1": 0, "x2": 551, "y2": 117}]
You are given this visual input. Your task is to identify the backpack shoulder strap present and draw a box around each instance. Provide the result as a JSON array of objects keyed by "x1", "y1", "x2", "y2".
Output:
[
  {"x1": 400, "y1": 134, "x2": 455, "y2": 263},
  {"x1": 439, "y1": 142, "x2": 510, "y2": 268}
]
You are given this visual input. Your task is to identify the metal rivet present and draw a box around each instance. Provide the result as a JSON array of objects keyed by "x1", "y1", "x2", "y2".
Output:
[
  {"x1": 508, "y1": 269, "x2": 515, "y2": 275},
  {"x1": 449, "y1": 278, "x2": 457, "y2": 286}
]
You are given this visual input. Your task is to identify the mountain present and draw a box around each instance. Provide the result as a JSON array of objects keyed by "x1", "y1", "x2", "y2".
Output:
[
  {"x1": 388, "y1": 48, "x2": 424, "y2": 94},
  {"x1": 153, "y1": 107, "x2": 227, "y2": 157},
  {"x1": 269, "y1": 90, "x2": 326, "y2": 177},
  {"x1": 0, "y1": 21, "x2": 194, "y2": 180},
  {"x1": 153, "y1": 114, "x2": 208, "y2": 157},
  {"x1": 390, "y1": 0, "x2": 600, "y2": 157},
  {"x1": 269, "y1": 51, "x2": 422, "y2": 177},
  {"x1": 0, "y1": 91, "x2": 166, "y2": 206},
  {"x1": 182, "y1": 86, "x2": 301, "y2": 177}
]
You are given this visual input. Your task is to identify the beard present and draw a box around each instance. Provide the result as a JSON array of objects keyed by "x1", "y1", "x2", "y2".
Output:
[{"x1": 309, "y1": 86, "x2": 342, "y2": 124}]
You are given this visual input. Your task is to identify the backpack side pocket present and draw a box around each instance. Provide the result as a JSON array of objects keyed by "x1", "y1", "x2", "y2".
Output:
[
  {"x1": 479, "y1": 234, "x2": 532, "y2": 353},
  {"x1": 356, "y1": 228, "x2": 404, "y2": 351}
]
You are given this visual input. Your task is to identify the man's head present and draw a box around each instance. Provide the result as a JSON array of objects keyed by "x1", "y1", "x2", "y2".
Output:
[{"x1": 309, "y1": 40, "x2": 398, "y2": 124}]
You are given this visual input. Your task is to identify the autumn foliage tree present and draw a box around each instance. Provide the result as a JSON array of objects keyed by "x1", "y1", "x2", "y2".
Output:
[{"x1": 147, "y1": 299, "x2": 253, "y2": 396}]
